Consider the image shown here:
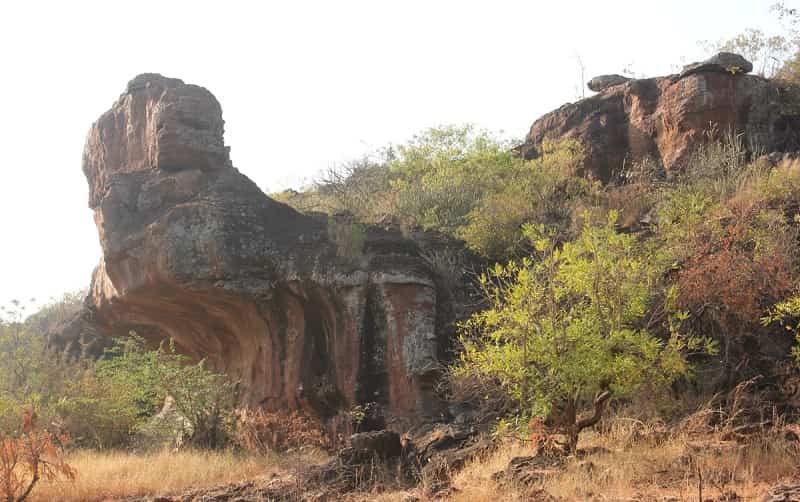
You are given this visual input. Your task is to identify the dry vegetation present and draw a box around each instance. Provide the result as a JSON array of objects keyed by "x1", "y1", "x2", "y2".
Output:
[
  {"x1": 30, "y1": 426, "x2": 795, "y2": 502},
  {"x1": 335, "y1": 381, "x2": 800, "y2": 501},
  {"x1": 355, "y1": 420, "x2": 798, "y2": 501},
  {"x1": 452, "y1": 386, "x2": 800, "y2": 501},
  {"x1": 448, "y1": 430, "x2": 795, "y2": 501},
  {"x1": 29, "y1": 448, "x2": 328, "y2": 502}
]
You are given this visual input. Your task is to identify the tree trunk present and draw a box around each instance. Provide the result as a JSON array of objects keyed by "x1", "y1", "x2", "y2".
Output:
[{"x1": 565, "y1": 391, "x2": 612, "y2": 453}]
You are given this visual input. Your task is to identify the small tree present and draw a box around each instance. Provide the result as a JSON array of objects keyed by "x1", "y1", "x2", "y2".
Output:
[
  {"x1": 0, "y1": 410, "x2": 75, "y2": 502},
  {"x1": 456, "y1": 212, "x2": 708, "y2": 451}
]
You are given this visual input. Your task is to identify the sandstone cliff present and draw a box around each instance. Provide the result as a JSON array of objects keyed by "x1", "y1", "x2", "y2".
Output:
[
  {"x1": 67, "y1": 74, "x2": 469, "y2": 428},
  {"x1": 518, "y1": 53, "x2": 800, "y2": 181}
]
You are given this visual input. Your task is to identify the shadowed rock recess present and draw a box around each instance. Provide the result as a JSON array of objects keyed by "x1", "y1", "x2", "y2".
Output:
[{"x1": 68, "y1": 74, "x2": 467, "y2": 427}]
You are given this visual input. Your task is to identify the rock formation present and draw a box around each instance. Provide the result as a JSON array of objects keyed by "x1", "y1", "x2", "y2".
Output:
[
  {"x1": 587, "y1": 74, "x2": 630, "y2": 93},
  {"x1": 519, "y1": 53, "x2": 800, "y2": 181},
  {"x1": 68, "y1": 74, "x2": 469, "y2": 429},
  {"x1": 680, "y1": 51, "x2": 754, "y2": 78}
]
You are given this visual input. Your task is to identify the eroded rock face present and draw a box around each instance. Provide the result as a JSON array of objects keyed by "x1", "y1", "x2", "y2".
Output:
[
  {"x1": 519, "y1": 53, "x2": 799, "y2": 181},
  {"x1": 72, "y1": 74, "x2": 465, "y2": 427}
]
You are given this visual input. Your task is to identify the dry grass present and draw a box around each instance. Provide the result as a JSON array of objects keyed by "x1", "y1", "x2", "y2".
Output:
[
  {"x1": 24, "y1": 428, "x2": 799, "y2": 502},
  {"x1": 445, "y1": 408, "x2": 800, "y2": 502},
  {"x1": 539, "y1": 432, "x2": 792, "y2": 501},
  {"x1": 29, "y1": 447, "x2": 328, "y2": 502},
  {"x1": 447, "y1": 440, "x2": 530, "y2": 502},
  {"x1": 23, "y1": 387, "x2": 800, "y2": 502},
  {"x1": 437, "y1": 432, "x2": 798, "y2": 501}
]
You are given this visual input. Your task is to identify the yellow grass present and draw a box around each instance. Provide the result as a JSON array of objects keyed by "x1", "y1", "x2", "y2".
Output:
[
  {"x1": 446, "y1": 428, "x2": 799, "y2": 501},
  {"x1": 24, "y1": 407, "x2": 800, "y2": 502},
  {"x1": 447, "y1": 440, "x2": 530, "y2": 502},
  {"x1": 29, "y1": 448, "x2": 327, "y2": 502}
]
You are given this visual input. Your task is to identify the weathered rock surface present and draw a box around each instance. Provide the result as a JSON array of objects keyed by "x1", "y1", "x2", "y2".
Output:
[
  {"x1": 63, "y1": 74, "x2": 472, "y2": 428},
  {"x1": 587, "y1": 74, "x2": 631, "y2": 92},
  {"x1": 518, "y1": 53, "x2": 800, "y2": 181},
  {"x1": 344, "y1": 430, "x2": 402, "y2": 460},
  {"x1": 681, "y1": 51, "x2": 754, "y2": 78}
]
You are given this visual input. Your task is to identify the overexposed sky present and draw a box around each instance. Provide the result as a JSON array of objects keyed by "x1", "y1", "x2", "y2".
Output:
[{"x1": 0, "y1": 0, "x2": 786, "y2": 308}]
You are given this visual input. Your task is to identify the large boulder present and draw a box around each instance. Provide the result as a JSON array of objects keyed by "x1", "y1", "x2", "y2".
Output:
[
  {"x1": 64, "y1": 74, "x2": 471, "y2": 428},
  {"x1": 587, "y1": 74, "x2": 630, "y2": 92},
  {"x1": 681, "y1": 51, "x2": 754, "y2": 78},
  {"x1": 518, "y1": 53, "x2": 799, "y2": 181}
]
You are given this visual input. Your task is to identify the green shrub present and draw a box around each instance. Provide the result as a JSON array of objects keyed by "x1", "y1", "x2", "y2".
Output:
[
  {"x1": 0, "y1": 306, "x2": 237, "y2": 450},
  {"x1": 455, "y1": 212, "x2": 711, "y2": 450},
  {"x1": 458, "y1": 140, "x2": 591, "y2": 259},
  {"x1": 294, "y1": 125, "x2": 591, "y2": 262}
]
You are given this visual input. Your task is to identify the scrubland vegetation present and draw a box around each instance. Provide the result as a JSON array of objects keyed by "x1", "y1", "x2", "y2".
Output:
[
  {"x1": 6, "y1": 13, "x2": 800, "y2": 499},
  {"x1": 275, "y1": 127, "x2": 800, "y2": 500},
  {"x1": 7, "y1": 126, "x2": 800, "y2": 500}
]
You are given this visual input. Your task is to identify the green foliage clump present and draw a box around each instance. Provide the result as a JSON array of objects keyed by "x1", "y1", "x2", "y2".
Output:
[
  {"x1": 455, "y1": 212, "x2": 712, "y2": 447},
  {"x1": 387, "y1": 125, "x2": 522, "y2": 235},
  {"x1": 283, "y1": 124, "x2": 593, "y2": 262},
  {"x1": 69, "y1": 335, "x2": 237, "y2": 449},
  {"x1": 0, "y1": 300, "x2": 236, "y2": 450},
  {"x1": 457, "y1": 140, "x2": 591, "y2": 259},
  {"x1": 763, "y1": 296, "x2": 800, "y2": 362}
]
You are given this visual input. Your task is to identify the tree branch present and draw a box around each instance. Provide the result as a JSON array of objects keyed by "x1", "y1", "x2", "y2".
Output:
[
  {"x1": 575, "y1": 390, "x2": 612, "y2": 432},
  {"x1": 15, "y1": 472, "x2": 38, "y2": 502}
]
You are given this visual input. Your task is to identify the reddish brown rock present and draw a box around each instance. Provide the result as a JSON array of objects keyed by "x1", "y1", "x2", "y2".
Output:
[
  {"x1": 519, "y1": 55, "x2": 799, "y2": 181},
  {"x1": 67, "y1": 74, "x2": 467, "y2": 427}
]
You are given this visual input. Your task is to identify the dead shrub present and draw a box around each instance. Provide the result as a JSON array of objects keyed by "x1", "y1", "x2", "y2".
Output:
[
  {"x1": 0, "y1": 410, "x2": 75, "y2": 502},
  {"x1": 675, "y1": 204, "x2": 797, "y2": 379},
  {"x1": 420, "y1": 248, "x2": 466, "y2": 293},
  {"x1": 234, "y1": 409, "x2": 330, "y2": 453},
  {"x1": 441, "y1": 366, "x2": 516, "y2": 425},
  {"x1": 678, "y1": 377, "x2": 780, "y2": 441}
]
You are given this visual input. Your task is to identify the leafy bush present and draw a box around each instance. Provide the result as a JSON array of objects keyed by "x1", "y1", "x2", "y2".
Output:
[
  {"x1": 145, "y1": 339, "x2": 238, "y2": 449},
  {"x1": 454, "y1": 213, "x2": 710, "y2": 450},
  {"x1": 78, "y1": 335, "x2": 238, "y2": 450},
  {"x1": 457, "y1": 140, "x2": 591, "y2": 259},
  {"x1": 0, "y1": 301, "x2": 79, "y2": 435},
  {"x1": 387, "y1": 125, "x2": 518, "y2": 234},
  {"x1": 294, "y1": 125, "x2": 591, "y2": 261},
  {"x1": 0, "y1": 307, "x2": 237, "y2": 450}
]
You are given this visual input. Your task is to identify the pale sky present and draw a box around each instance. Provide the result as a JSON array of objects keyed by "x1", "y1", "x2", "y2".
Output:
[{"x1": 0, "y1": 0, "x2": 787, "y2": 309}]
